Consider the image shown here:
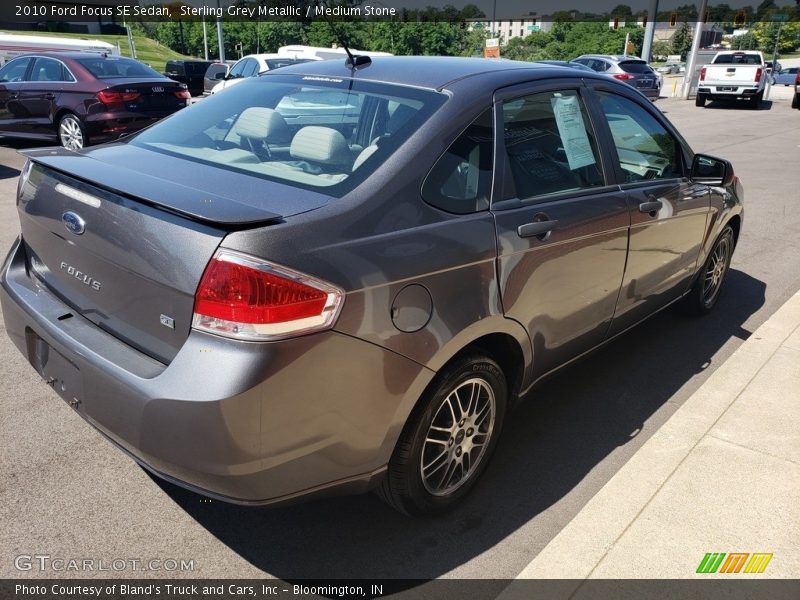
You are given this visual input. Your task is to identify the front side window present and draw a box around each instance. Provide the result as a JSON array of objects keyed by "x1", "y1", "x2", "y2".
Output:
[
  {"x1": 0, "y1": 57, "x2": 32, "y2": 83},
  {"x1": 422, "y1": 108, "x2": 493, "y2": 214},
  {"x1": 502, "y1": 89, "x2": 605, "y2": 200},
  {"x1": 131, "y1": 74, "x2": 446, "y2": 194},
  {"x1": 596, "y1": 91, "x2": 682, "y2": 183},
  {"x1": 241, "y1": 59, "x2": 259, "y2": 78}
]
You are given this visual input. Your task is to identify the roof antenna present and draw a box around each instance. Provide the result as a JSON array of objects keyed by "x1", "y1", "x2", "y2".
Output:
[{"x1": 316, "y1": 0, "x2": 371, "y2": 69}]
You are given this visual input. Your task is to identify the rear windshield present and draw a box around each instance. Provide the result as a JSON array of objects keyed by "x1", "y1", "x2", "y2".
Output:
[
  {"x1": 619, "y1": 61, "x2": 653, "y2": 74},
  {"x1": 130, "y1": 74, "x2": 447, "y2": 195},
  {"x1": 713, "y1": 54, "x2": 762, "y2": 65},
  {"x1": 77, "y1": 57, "x2": 163, "y2": 79},
  {"x1": 264, "y1": 58, "x2": 313, "y2": 71}
]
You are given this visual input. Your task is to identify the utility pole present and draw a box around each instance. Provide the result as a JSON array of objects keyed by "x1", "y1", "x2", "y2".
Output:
[
  {"x1": 624, "y1": 32, "x2": 630, "y2": 55},
  {"x1": 681, "y1": 0, "x2": 708, "y2": 99},
  {"x1": 215, "y1": 0, "x2": 225, "y2": 62},
  {"x1": 641, "y1": 0, "x2": 658, "y2": 61},
  {"x1": 202, "y1": 0, "x2": 209, "y2": 60}
]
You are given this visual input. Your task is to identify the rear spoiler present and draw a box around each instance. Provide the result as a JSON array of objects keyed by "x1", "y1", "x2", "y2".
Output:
[{"x1": 20, "y1": 148, "x2": 285, "y2": 226}]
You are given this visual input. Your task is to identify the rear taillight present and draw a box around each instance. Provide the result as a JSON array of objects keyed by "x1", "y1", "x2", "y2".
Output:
[
  {"x1": 174, "y1": 89, "x2": 191, "y2": 100},
  {"x1": 796, "y1": 73, "x2": 800, "y2": 85},
  {"x1": 700, "y1": 67, "x2": 706, "y2": 81},
  {"x1": 97, "y1": 90, "x2": 140, "y2": 104},
  {"x1": 755, "y1": 68, "x2": 762, "y2": 82},
  {"x1": 612, "y1": 73, "x2": 634, "y2": 80},
  {"x1": 192, "y1": 250, "x2": 344, "y2": 341}
]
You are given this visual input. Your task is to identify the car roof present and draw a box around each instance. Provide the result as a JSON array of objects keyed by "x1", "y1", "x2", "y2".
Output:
[
  {"x1": 577, "y1": 54, "x2": 646, "y2": 62},
  {"x1": 22, "y1": 51, "x2": 128, "y2": 60},
  {"x1": 263, "y1": 56, "x2": 608, "y2": 91}
]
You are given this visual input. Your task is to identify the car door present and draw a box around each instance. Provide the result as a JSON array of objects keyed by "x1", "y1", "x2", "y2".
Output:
[
  {"x1": 491, "y1": 81, "x2": 630, "y2": 381},
  {"x1": 589, "y1": 85, "x2": 711, "y2": 337},
  {"x1": 0, "y1": 56, "x2": 33, "y2": 134},
  {"x1": 16, "y1": 57, "x2": 73, "y2": 137}
]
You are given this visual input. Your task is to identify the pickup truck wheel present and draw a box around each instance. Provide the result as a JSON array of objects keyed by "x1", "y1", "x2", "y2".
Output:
[
  {"x1": 748, "y1": 92, "x2": 763, "y2": 110},
  {"x1": 377, "y1": 354, "x2": 507, "y2": 516},
  {"x1": 695, "y1": 93, "x2": 706, "y2": 107},
  {"x1": 792, "y1": 94, "x2": 798, "y2": 109}
]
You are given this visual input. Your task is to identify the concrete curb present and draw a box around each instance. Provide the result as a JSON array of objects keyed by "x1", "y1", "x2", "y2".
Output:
[{"x1": 509, "y1": 290, "x2": 800, "y2": 583}]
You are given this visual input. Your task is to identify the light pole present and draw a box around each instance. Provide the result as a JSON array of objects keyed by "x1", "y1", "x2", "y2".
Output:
[
  {"x1": 681, "y1": 0, "x2": 709, "y2": 99},
  {"x1": 216, "y1": 0, "x2": 225, "y2": 62},
  {"x1": 202, "y1": 0, "x2": 209, "y2": 60},
  {"x1": 641, "y1": 0, "x2": 658, "y2": 61}
]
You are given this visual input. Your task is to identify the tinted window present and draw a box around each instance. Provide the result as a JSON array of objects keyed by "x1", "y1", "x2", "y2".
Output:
[
  {"x1": 0, "y1": 57, "x2": 32, "y2": 82},
  {"x1": 619, "y1": 61, "x2": 652, "y2": 74},
  {"x1": 165, "y1": 62, "x2": 184, "y2": 76},
  {"x1": 591, "y1": 59, "x2": 611, "y2": 72},
  {"x1": 131, "y1": 75, "x2": 446, "y2": 195},
  {"x1": 31, "y1": 57, "x2": 72, "y2": 82},
  {"x1": 422, "y1": 108, "x2": 493, "y2": 214},
  {"x1": 185, "y1": 62, "x2": 210, "y2": 75},
  {"x1": 502, "y1": 90, "x2": 604, "y2": 200},
  {"x1": 597, "y1": 91, "x2": 682, "y2": 183},
  {"x1": 76, "y1": 57, "x2": 162, "y2": 79},
  {"x1": 241, "y1": 59, "x2": 259, "y2": 77},
  {"x1": 205, "y1": 64, "x2": 227, "y2": 79},
  {"x1": 265, "y1": 58, "x2": 313, "y2": 70},
  {"x1": 713, "y1": 54, "x2": 761, "y2": 65},
  {"x1": 228, "y1": 60, "x2": 247, "y2": 78}
]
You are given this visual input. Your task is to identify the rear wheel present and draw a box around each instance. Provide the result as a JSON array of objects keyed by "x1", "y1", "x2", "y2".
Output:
[
  {"x1": 748, "y1": 92, "x2": 763, "y2": 110},
  {"x1": 792, "y1": 93, "x2": 798, "y2": 109},
  {"x1": 58, "y1": 113, "x2": 87, "y2": 150},
  {"x1": 684, "y1": 226, "x2": 735, "y2": 316},
  {"x1": 695, "y1": 93, "x2": 707, "y2": 107},
  {"x1": 378, "y1": 354, "x2": 507, "y2": 516}
]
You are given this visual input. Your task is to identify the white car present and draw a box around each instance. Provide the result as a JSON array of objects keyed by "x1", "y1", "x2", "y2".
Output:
[{"x1": 210, "y1": 53, "x2": 316, "y2": 94}]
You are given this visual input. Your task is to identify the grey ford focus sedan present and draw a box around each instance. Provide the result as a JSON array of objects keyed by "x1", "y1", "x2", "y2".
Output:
[{"x1": 1, "y1": 57, "x2": 742, "y2": 515}]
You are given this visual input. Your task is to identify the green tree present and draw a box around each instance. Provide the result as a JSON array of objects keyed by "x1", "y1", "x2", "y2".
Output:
[
  {"x1": 651, "y1": 40, "x2": 672, "y2": 60},
  {"x1": 671, "y1": 22, "x2": 693, "y2": 60}
]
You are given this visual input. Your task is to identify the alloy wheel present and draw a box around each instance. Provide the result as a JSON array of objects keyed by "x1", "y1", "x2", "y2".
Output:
[
  {"x1": 702, "y1": 233, "x2": 731, "y2": 307},
  {"x1": 59, "y1": 116, "x2": 84, "y2": 150},
  {"x1": 420, "y1": 378, "x2": 496, "y2": 496}
]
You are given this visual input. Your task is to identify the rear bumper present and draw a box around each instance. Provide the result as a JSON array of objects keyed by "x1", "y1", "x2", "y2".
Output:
[
  {"x1": 697, "y1": 86, "x2": 761, "y2": 99},
  {"x1": 1, "y1": 237, "x2": 434, "y2": 504},
  {"x1": 84, "y1": 107, "x2": 187, "y2": 143}
]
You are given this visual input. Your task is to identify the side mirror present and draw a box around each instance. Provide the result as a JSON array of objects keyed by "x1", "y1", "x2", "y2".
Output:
[{"x1": 691, "y1": 154, "x2": 734, "y2": 187}]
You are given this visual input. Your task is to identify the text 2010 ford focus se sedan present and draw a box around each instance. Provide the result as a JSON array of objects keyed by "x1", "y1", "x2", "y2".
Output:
[{"x1": 1, "y1": 57, "x2": 743, "y2": 515}]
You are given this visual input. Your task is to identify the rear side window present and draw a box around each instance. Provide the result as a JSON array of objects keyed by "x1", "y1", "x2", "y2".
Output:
[
  {"x1": 166, "y1": 62, "x2": 184, "y2": 76},
  {"x1": 422, "y1": 108, "x2": 493, "y2": 214},
  {"x1": 619, "y1": 61, "x2": 652, "y2": 74},
  {"x1": 596, "y1": 91, "x2": 682, "y2": 182},
  {"x1": 30, "y1": 58, "x2": 73, "y2": 82},
  {"x1": 502, "y1": 90, "x2": 605, "y2": 200}
]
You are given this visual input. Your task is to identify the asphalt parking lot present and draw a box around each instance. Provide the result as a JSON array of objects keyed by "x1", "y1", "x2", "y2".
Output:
[{"x1": 1, "y1": 87, "x2": 799, "y2": 581}]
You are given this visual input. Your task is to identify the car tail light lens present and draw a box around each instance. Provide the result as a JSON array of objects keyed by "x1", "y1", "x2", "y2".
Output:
[
  {"x1": 612, "y1": 73, "x2": 634, "y2": 80},
  {"x1": 755, "y1": 68, "x2": 762, "y2": 82},
  {"x1": 174, "y1": 89, "x2": 191, "y2": 100},
  {"x1": 97, "y1": 90, "x2": 140, "y2": 104},
  {"x1": 700, "y1": 67, "x2": 706, "y2": 81},
  {"x1": 796, "y1": 73, "x2": 800, "y2": 85},
  {"x1": 192, "y1": 250, "x2": 344, "y2": 341}
]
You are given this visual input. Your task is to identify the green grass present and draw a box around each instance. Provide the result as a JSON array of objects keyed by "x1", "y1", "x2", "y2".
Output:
[{"x1": 3, "y1": 30, "x2": 195, "y2": 73}]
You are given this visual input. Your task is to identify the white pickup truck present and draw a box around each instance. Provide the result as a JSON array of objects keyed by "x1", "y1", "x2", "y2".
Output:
[{"x1": 696, "y1": 51, "x2": 768, "y2": 108}]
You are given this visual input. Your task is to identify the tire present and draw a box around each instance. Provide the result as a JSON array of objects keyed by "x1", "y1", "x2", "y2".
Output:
[
  {"x1": 58, "y1": 113, "x2": 87, "y2": 150},
  {"x1": 695, "y1": 93, "x2": 706, "y2": 107},
  {"x1": 748, "y1": 92, "x2": 763, "y2": 110},
  {"x1": 792, "y1": 93, "x2": 798, "y2": 109},
  {"x1": 378, "y1": 354, "x2": 507, "y2": 516},
  {"x1": 684, "y1": 226, "x2": 735, "y2": 316}
]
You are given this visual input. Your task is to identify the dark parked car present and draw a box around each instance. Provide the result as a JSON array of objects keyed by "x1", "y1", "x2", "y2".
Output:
[
  {"x1": 163, "y1": 59, "x2": 213, "y2": 96},
  {"x1": 0, "y1": 57, "x2": 742, "y2": 515},
  {"x1": 573, "y1": 54, "x2": 661, "y2": 100},
  {"x1": 202, "y1": 62, "x2": 231, "y2": 96},
  {"x1": 0, "y1": 52, "x2": 190, "y2": 150},
  {"x1": 793, "y1": 70, "x2": 800, "y2": 109}
]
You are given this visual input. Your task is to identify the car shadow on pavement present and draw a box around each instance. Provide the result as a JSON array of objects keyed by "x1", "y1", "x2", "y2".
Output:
[
  {"x1": 150, "y1": 268, "x2": 765, "y2": 579},
  {"x1": 0, "y1": 165, "x2": 20, "y2": 180}
]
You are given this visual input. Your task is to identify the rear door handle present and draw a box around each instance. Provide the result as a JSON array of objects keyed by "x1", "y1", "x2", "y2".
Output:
[
  {"x1": 638, "y1": 200, "x2": 662, "y2": 214},
  {"x1": 518, "y1": 219, "x2": 558, "y2": 239},
  {"x1": 43, "y1": 93, "x2": 55, "y2": 99}
]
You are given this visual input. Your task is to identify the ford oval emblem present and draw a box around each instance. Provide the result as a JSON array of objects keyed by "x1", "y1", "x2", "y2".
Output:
[{"x1": 62, "y1": 211, "x2": 86, "y2": 235}]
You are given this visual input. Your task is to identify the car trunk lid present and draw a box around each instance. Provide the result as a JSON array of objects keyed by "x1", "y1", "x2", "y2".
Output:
[{"x1": 17, "y1": 146, "x2": 332, "y2": 364}]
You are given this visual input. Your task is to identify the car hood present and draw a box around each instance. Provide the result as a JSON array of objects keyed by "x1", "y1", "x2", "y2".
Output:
[{"x1": 20, "y1": 143, "x2": 333, "y2": 225}]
